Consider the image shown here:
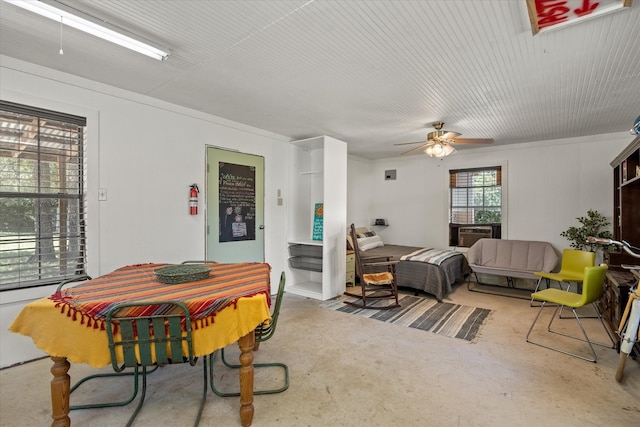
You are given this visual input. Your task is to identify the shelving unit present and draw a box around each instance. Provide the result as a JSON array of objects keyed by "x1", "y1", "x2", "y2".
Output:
[
  {"x1": 286, "y1": 136, "x2": 347, "y2": 300},
  {"x1": 610, "y1": 135, "x2": 640, "y2": 266},
  {"x1": 603, "y1": 135, "x2": 640, "y2": 357}
]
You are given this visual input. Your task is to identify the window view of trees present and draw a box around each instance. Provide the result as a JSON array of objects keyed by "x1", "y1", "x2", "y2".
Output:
[
  {"x1": 0, "y1": 102, "x2": 86, "y2": 290},
  {"x1": 449, "y1": 167, "x2": 502, "y2": 225}
]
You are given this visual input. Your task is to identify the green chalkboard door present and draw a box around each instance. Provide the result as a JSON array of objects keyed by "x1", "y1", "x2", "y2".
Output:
[{"x1": 206, "y1": 147, "x2": 264, "y2": 263}]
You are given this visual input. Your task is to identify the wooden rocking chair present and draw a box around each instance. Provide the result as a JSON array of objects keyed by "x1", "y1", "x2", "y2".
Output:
[{"x1": 344, "y1": 224, "x2": 400, "y2": 309}]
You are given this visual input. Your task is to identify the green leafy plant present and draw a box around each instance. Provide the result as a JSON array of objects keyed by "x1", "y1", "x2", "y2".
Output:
[
  {"x1": 475, "y1": 210, "x2": 501, "y2": 224},
  {"x1": 560, "y1": 209, "x2": 614, "y2": 252}
]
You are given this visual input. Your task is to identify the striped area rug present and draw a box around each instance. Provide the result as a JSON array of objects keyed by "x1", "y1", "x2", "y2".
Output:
[{"x1": 321, "y1": 294, "x2": 491, "y2": 342}]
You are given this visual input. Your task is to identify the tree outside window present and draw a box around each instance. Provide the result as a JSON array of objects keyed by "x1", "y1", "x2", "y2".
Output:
[
  {"x1": 0, "y1": 101, "x2": 87, "y2": 291},
  {"x1": 450, "y1": 167, "x2": 502, "y2": 225}
]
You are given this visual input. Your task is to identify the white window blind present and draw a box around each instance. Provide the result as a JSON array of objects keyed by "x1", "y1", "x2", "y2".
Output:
[{"x1": 0, "y1": 101, "x2": 87, "y2": 291}]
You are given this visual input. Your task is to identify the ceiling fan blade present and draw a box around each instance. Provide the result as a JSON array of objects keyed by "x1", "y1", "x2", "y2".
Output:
[
  {"x1": 401, "y1": 144, "x2": 430, "y2": 155},
  {"x1": 441, "y1": 131, "x2": 461, "y2": 139},
  {"x1": 393, "y1": 140, "x2": 424, "y2": 146},
  {"x1": 450, "y1": 138, "x2": 494, "y2": 145}
]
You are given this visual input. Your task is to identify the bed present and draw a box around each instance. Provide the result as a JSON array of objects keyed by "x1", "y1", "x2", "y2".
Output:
[{"x1": 351, "y1": 229, "x2": 469, "y2": 302}]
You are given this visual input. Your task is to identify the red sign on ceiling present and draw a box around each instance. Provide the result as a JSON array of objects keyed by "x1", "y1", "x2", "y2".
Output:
[{"x1": 526, "y1": 0, "x2": 633, "y2": 34}]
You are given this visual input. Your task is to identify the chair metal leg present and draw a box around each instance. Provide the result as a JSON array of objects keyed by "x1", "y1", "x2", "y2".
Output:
[
  {"x1": 548, "y1": 303, "x2": 616, "y2": 348},
  {"x1": 125, "y1": 360, "x2": 207, "y2": 427},
  {"x1": 526, "y1": 302, "x2": 616, "y2": 362},
  {"x1": 121, "y1": 366, "x2": 146, "y2": 427},
  {"x1": 70, "y1": 360, "x2": 206, "y2": 427},
  {"x1": 209, "y1": 349, "x2": 289, "y2": 397},
  {"x1": 68, "y1": 366, "x2": 158, "y2": 410},
  {"x1": 530, "y1": 278, "x2": 546, "y2": 306},
  {"x1": 194, "y1": 357, "x2": 208, "y2": 427},
  {"x1": 468, "y1": 272, "x2": 531, "y2": 300}
]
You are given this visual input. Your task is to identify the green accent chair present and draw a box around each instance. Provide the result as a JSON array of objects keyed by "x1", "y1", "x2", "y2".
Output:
[
  {"x1": 526, "y1": 265, "x2": 616, "y2": 362},
  {"x1": 209, "y1": 271, "x2": 289, "y2": 397},
  {"x1": 69, "y1": 301, "x2": 208, "y2": 427},
  {"x1": 532, "y1": 249, "x2": 595, "y2": 306}
]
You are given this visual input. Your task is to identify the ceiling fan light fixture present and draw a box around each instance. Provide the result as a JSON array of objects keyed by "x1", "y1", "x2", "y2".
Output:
[
  {"x1": 424, "y1": 142, "x2": 455, "y2": 158},
  {"x1": 441, "y1": 143, "x2": 456, "y2": 156}
]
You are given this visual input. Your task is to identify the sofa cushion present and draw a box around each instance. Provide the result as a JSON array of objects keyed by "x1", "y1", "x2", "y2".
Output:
[{"x1": 467, "y1": 239, "x2": 558, "y2": 277}]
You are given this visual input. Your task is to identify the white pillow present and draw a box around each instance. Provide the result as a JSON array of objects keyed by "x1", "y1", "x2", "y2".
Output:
[{"x1": 358, "y1": 235, "x2": 384, "y2": 251}]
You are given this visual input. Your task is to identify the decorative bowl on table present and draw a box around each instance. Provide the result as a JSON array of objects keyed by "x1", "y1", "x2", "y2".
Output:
[{"x1": 154, "y1": 265, "x2": 212, "y2": 284}]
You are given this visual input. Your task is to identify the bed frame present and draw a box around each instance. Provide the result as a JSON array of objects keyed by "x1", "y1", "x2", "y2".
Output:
[{"x1": 359, "y1": 244, "x2": 469, "y2": 302}]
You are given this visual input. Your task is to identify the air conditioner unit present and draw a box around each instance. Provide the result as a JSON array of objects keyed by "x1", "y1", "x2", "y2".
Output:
[{"x1": 459, "y1": 226, "x2": 492, "y2": 247}]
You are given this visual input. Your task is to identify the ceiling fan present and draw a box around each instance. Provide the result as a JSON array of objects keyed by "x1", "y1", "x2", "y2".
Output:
[{"x1": 395, "y1": 122, "x2": 494, "y2": 157}]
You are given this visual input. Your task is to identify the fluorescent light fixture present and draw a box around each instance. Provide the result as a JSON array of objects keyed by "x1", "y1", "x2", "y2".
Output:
[{"x1": 4, "y1": 0, "x2": 170, "y2": 60}]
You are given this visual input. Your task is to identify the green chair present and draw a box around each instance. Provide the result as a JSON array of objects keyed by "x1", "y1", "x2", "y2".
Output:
[
  {"x1": 70, "y1": 301, "x2": 207, "y2": 427},
  {"x1": 56, "y1": 274, "x2": 93, "y2": 291},
  {"x1": 532, "y1": 249, "x2": 595, "y2": 306},
  {"x1": 209, "y1": 271, "x2": 289, "y2": 397},
  {"x1": 59, "y1": 275, "x2": 165, "y2": 411},
  {"x1": 526, "y1": 265, "x2": 616, "y2": 362}
]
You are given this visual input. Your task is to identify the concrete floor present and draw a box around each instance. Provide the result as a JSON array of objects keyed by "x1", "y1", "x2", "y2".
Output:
[{"x1": 1, "y1": 283, "x2": 639, "y2": 427}]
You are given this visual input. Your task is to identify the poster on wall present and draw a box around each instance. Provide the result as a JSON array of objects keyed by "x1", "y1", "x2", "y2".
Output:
[
  {"x1": 526, "y1": 0, "x2": 632, "y2": 35},
  {"x1": 219, "y1": 162, "x2": 256, "y2": 242},
  {"x1": 312, "y1": 203, "x2": 323, "y2": 241}
]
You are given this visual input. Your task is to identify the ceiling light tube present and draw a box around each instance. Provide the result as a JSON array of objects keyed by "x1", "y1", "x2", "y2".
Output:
[{"x1": 4, "y1": 0, "x2": 170, "y2": 60}]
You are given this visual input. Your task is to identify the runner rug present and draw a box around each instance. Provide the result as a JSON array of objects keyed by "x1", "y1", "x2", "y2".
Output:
[{"x1": 321, "y1": 294, "x2": 491, "y2": 342}]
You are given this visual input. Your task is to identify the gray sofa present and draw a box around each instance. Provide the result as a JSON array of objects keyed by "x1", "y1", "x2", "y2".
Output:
[{"x1": 466, "y1": 238, "x2": 559, "y2": 293}]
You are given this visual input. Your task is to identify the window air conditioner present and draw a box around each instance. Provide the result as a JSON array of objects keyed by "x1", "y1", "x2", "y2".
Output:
[{"x1": 459, "y1": 226, "x2": 492, "y2": 247}]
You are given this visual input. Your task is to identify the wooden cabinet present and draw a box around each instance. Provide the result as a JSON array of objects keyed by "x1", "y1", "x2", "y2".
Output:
[
  {"x1": 599, "y1": 270, "x2": 639, "y2": 357},
  {"x1": 609, "y1": 135, "x2": 640, "y2": 266},
  {"x1": 603, "y1": 136, "x2": 640, "y2": 358},
  {"x1": 286, "y1": 136, "x2": 347, "y2": 301},
  {"x1": 346, "y1": 250, "x2": 355, "y2": 286}
]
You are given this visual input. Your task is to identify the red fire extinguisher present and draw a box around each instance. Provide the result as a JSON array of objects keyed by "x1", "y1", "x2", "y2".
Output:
[{"x1": 189, "y1": 184, "x2": 199, "y2": 215}]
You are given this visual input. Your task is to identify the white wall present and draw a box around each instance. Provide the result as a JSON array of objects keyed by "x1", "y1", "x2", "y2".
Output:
[
  {"x1": 0, "y1": 56, "x2": 290, "y2": 367},
  {"x1": 346, "y1": 154, "x2": 373, "y2": 229},
  {"x1": 348, "y1": 133, "x2": 632, "y2": 251}
]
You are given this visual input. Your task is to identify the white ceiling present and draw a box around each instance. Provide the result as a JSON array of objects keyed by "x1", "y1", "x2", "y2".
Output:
[{"x1": 1, "y1": 0, "x2": 639, "y2": 159}]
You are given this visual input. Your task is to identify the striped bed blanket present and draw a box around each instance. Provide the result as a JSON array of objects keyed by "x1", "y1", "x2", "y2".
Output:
[{"x1": 400, "y1": 248, "x2": 461, "y2": 266}]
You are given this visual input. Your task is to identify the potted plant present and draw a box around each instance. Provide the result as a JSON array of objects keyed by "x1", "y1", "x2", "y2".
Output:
[{"x1": 560, "y1": 210, "x2": 615, "y2": 260}]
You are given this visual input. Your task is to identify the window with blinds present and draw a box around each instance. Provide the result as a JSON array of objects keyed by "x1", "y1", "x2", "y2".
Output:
[
  {"x1": 449, "y1": 166, "x2": 502, "y2": 224},
  {"x1": 0, "y1": 101, "x2": 87, "y2": 291}
]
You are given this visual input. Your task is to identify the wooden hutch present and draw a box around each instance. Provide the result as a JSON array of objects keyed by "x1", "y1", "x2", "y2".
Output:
[{"x1": 600, "y1": 135, "x2": 640, "y2": 357}]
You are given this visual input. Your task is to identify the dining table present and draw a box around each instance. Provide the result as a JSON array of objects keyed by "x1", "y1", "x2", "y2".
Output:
[{"x1": 9, "y1": 261, "x2": 272, "y2": 427}]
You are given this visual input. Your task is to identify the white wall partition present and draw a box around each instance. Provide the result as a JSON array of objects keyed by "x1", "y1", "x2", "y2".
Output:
[{"x1": 286, "y1": 136, "x2": 347, "y2": 300}]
